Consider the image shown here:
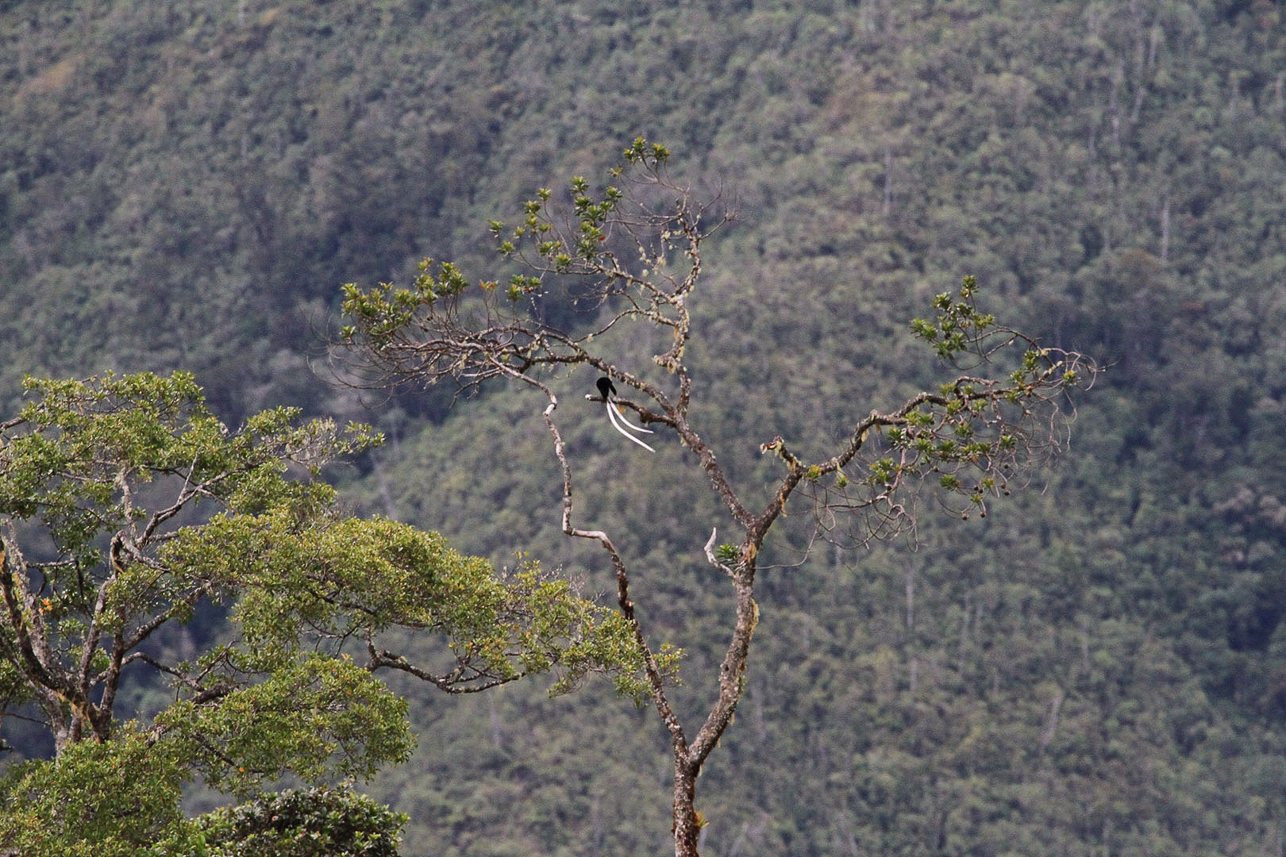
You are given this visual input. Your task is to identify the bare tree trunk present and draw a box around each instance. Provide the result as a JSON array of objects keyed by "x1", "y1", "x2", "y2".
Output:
[{"x1": 673, "y1": 761, "x2": 700, "y2": 856}]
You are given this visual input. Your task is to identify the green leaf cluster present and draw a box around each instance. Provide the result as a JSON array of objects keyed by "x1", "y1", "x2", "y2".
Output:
[
  {"x1": 910, "y1": 276, "x2": 996, "y2": 361},
  {"x1": 158, "y1": 654, "x2": 414, "y2": 795},
  {"x1": 0, "y1": 726, "x2": 194, "y2": 857},
  {"x1": 194, "y1": 786, "x2": 406, "y2": 857}
]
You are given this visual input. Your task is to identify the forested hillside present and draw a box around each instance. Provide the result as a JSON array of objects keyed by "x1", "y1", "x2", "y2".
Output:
[{"x1": 3, "y1": 0, "x2": 1286, "y2": 854}]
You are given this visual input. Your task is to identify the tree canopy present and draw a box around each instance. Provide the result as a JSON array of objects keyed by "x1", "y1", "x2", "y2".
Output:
[{"x1": 0, "y1": 371, "x2": 643, "y2": 855}]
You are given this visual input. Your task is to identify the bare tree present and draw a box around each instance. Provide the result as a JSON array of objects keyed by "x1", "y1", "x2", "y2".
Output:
[{"x1": 339, "y1": 138, "x2": 1096, "y2": 857}]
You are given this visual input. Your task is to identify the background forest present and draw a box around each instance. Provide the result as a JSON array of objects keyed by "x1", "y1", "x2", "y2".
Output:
[{"x1": 3, "y1": 0, "x2": 1286, "y2": 854}]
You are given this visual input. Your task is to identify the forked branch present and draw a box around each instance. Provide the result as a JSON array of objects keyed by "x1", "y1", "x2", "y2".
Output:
[{"x1": 338, "y1": 140, "x2": 1096, "y2": 857}]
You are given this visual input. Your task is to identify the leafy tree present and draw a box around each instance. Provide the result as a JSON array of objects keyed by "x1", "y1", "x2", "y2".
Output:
[
  {"x1": 340, "y1": 139, "x2": 1097, "y2": 857},
  {"x1": 195, "y1": 786, "x2": 406, "y2": 857},
  {"x1": 0, "y1": 371, "x2": 644, "y2": 855}
]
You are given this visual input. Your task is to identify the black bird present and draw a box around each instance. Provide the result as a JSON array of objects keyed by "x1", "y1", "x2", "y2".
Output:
[{"x1": 595, "y1": 375, "x2": 654, "y2": 452}]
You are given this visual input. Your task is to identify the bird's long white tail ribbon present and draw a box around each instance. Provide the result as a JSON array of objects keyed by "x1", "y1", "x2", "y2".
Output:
[
  {"x1": 605, "y1": 401, "x2": 655, "y2": 452},
  {"x1": 614, "y1": 407, "x2": 653, "y2": 434}
]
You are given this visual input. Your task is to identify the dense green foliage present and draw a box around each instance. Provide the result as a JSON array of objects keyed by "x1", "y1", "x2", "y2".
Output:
[
  {"x1": 0, "y1": 727, "x2": 197, "y2": 857},
  {"x1": 3, "y1": 0, "x2": 1286, "y2": 854},
  {"x1": 0, "y1": 372, "x2": 643, "y2": 854},
  {"x1": 4, "y1": 750, "x2": 404, "y2": 857},
  {"x1": 195, "y1": 787, "x2": 407, "y2": 857}
]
